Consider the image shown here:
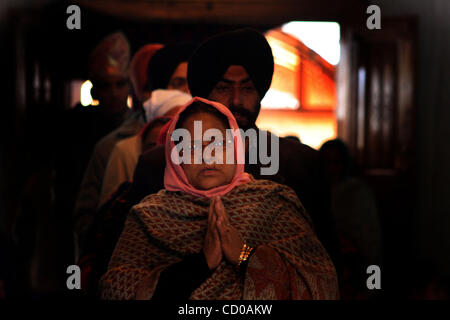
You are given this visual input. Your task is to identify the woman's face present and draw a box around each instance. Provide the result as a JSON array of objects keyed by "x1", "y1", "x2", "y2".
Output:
[{"x1": 180, "y1": 112, "x2": 236, "y2": 190}]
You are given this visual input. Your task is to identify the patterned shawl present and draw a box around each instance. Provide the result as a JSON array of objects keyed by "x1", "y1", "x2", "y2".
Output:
[{"x1": 100, "y1": 179, "x2": 339, "y2": 300}]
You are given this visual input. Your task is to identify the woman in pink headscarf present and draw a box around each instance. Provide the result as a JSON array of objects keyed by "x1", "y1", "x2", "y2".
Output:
[{"x1": 100, "y1": 98, "x2": 338, "y2": 300}]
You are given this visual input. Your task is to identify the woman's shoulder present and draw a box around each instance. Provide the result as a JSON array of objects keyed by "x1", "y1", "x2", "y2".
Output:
[
  {"x1": 228, "y1": 178, "x2": 302, "y2": 209},
  {"x1": 130, "y1": 189, "x2": 173, "y2": 213},
  {"x1": 237, "y1": 178, "x2": 298, "y2": 196}
]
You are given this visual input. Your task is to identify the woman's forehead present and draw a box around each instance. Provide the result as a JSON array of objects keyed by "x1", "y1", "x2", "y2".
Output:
[{"x1": 180, "y1": 111, "x2": 228, "y2": 130}]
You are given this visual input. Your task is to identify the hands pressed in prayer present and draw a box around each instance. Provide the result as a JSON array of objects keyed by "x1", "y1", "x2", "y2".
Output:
[
  {"x1": 203, "y1": 197, "x2": 223, "y2": 270},
  {"x1": 203, "y1": 196, "x2": 244, "y2": 269},
  {"x1": 214, "y1": 196, "x2": 244, "y2": 266}
]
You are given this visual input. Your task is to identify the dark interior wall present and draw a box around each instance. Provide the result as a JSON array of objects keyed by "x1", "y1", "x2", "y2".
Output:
[
  {"x1": 372, "y1": 0, "x2": 450, "y2": 275},
  {"x1": 0, "y1": 0, "x2": 51, "y2": 235}
]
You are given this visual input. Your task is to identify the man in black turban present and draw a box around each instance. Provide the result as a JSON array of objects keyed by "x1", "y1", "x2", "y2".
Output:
[
  {"x1": 147, "y1": 43, "x2": 197, "y2": 94},
  {"x1": 187, "y1": 28, "x2": 273, "y2": 130}
]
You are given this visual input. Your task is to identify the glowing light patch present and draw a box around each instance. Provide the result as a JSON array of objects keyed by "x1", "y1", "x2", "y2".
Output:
[
  {"x1": 127, "y1": 95, "x2": 132, "y2": 108},
  {"x1": 282, "y1": 21, "x2": 340, "y2": 65},
  {"x1": 266, "y1": 37, "x2": 300, "y2": 71},
  {"x1": 261, "y1": 89, "x2": 299, "y2": 110},
  {"x1": 80, "y1": 80, "x2": 99, "y2": 106}
]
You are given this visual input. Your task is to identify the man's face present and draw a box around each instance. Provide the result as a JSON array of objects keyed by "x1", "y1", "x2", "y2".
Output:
[
  {"x1": 167, "y1": 62, "x2": 189, "y2": 93},
  {"x1": 92, "y1": 74, "x2": 130, "y2": 113},
  {"x1": 208, "y1": 65, "x2": 260, "y2": 130}
]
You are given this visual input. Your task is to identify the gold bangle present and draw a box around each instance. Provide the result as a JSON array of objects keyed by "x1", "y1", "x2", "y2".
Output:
[{"x1": 237, "y1": 243, "x2": 253, "y2": 269}]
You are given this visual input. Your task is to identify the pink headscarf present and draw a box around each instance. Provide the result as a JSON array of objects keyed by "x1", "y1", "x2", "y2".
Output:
[{"x1": 164, "y1": 97, "x2": 251, "y2": 198}]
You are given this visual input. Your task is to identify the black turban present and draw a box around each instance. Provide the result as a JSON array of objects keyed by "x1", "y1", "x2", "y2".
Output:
[
  {"x1": 187, "y1": 28, "x2": 274, "y2": 99},
  {"x1": 147, "y1": 43, "x2": 197, "y2": 91}
]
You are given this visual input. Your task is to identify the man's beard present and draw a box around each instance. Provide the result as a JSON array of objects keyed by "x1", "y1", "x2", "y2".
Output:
[{"x1": 229, "y1": 104, "x2": 260, "y2": 130}]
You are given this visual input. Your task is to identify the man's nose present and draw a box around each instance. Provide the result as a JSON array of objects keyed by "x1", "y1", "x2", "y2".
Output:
[{"x1": 232, "y1": 86, "x2": 242, "y2": 106}]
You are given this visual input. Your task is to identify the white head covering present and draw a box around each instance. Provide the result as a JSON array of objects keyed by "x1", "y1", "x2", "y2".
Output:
[{"x1": 143, "y1": 89, "x2": 192, "y2": 122}]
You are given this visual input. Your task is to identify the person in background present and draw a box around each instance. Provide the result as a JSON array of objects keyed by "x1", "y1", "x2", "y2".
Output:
[
  {"x1": 145, "y1": 43, "x2": 196, "y2": 96},
  {"x1": 285, "y1": 135, "x2": 301, "y2": 143},
  {"x1": 50, "y1": 32, "x2": 131, "y2": 283},
  {"x1": 128, "y1": 43, "x2": 164, "y2": 109},
  {"x1": 319, "y1": 139, "x2": 382, "y2": 299},
  {"x1": 99, "y1": 89, "x2": 192, "y2": 207},
  {"x1": 77, "y1": 116, "x2": 170, "y2": 298},
  {"x1": 76, "y1": 91, "x2": 190, "y2": 297},
  {"x1": 73, "y1": 43, "x2": 197, "y2": 255},
  {"x1": 55, "y1": 31, "x2": 131, "y2": 227}
]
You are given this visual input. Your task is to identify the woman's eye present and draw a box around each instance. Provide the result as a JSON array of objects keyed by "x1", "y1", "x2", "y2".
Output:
[{"x1": 193, "y1": 142, "x2": 205, "y2": 150}]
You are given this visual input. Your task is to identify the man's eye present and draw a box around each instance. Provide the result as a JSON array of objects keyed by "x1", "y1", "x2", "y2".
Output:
[
  {"x1": 242, "y1": 86, "x2": 256, "y2": 92},
  {"x1": 170, "y1": 78, "x2": 187, "y2": 89},
  {"x1": 216, "y1": 86, "x2": 231, "y2": 92}
]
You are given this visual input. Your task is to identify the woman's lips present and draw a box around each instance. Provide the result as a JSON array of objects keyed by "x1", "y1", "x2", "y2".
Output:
[{"x1": 200, "y1": 168, "x2": 220, "y2": 176}]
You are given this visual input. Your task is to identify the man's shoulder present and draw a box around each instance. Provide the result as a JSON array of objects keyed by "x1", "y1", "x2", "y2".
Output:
[
  {"x1": 257, "y1": 129, "x2": 318, "y2": 155},
  {"x1": 278, "y1": 136, "x2": 317, "y2": 155},
  {"x1": 116, "y1": 111, "x2": 145, "y2": 137},
  {"x1": 93, "y1": 130, "x2": 120, "y2": 155},
  {"x1": 270, "y1": 134, "x2": 320, "y2": 165},
  {"x1": 115, "y1": 135, "x2": 140, "y2": 151},
  {"x1": 93, "y1": 111, "x2": 144, "y2": 151}
]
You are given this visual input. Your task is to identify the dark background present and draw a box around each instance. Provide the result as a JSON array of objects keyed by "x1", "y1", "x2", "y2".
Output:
[{"x1": 1, "y1": 0, "x2": 449, "y2": 299}]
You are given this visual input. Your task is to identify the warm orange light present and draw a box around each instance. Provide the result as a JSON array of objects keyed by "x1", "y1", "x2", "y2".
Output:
[
  {"x1": 261, "y1": 89, "x2": 299, "y2": 109},
  {"x1": 301, "y1": 59, "x2": 336, "y2": 110},
  {"x1": 266, "y1": 36, "x2": 300, "y2": 71},
  {"x1": 256, "y1": 110, "x2": 337, "y2": 149}
]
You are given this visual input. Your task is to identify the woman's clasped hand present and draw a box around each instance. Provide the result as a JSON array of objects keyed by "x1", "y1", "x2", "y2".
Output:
[{"x1": 203, "y1": 196, "x2": 244, "y2": 269}]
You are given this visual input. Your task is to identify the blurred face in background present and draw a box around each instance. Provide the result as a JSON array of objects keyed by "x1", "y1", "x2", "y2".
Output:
[
  {"x1": 167, "y1": 62, "x2": 189, "y2": 93},
  {"x1": 92, "y1": 74, "x2": 130, "y2": 114}
]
